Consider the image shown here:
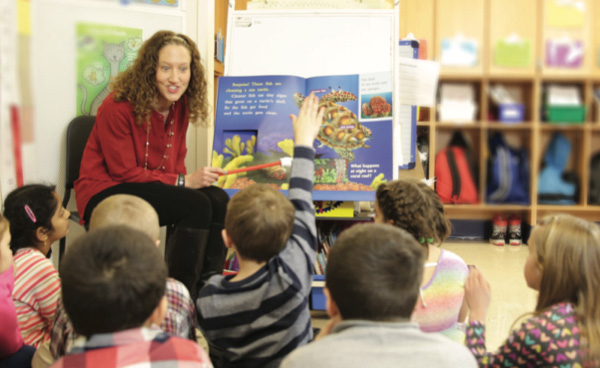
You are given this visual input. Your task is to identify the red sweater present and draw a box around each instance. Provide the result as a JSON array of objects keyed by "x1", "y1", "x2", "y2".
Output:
[{"x1": 74, "y1": 93, "x2": 189, "y2": 218}]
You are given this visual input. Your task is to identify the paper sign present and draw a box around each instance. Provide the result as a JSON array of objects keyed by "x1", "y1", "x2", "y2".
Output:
[
  {"x1": 440, "y1": 36, "x2": 478, "y2": 67},
  {"x1": 546, "y1": 0, "x2": 585, "y2": 28},
  {"x1": 546, "y1": 38, "x2": 583, "y2": 68},
  {"x1": 494, "y1": 38, "x2": 532, "y2": 68},
  {"x1": 396, "y1": 58, "x2": 440, "y2": 107}
]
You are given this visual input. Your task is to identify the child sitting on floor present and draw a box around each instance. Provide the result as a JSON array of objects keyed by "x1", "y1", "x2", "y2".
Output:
[
  {"x1": 375, "y1": 178, "x2": 469, "y2": 343},
  {"x1": 3, "y1": 184, "x2": 70, "y2": 348},
  {"x1": 49, "y1": 194, "x2": 198, "y2": 360},
  {"x1": 0, "y1": 212, "x2": 36, "y2": 367},
  {"x1": 280, "y1": 223, "x2": 477, "y2": 368},
  {"x1": 196, "y1": 93, "x2": 324, "y2": 368},
  {"x1": 465, "y1": 214, "x2": 600, "y2": 366},
  {"x1": 51, "y1": 226, "x2": 211, "y2": 368}
]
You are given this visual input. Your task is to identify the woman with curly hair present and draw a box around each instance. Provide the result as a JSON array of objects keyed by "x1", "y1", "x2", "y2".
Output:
[{"x1": 75, "y1": 30, "x2": 228, "y2": 300}]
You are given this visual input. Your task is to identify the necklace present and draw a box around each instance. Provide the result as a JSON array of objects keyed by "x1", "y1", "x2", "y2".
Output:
[{"x1": 143, "y1": 118, "x2": 175, "y2": 171}]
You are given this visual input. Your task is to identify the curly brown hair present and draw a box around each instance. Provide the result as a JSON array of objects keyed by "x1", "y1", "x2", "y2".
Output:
[
  {"x1": 376, "y1": 178, "x2": 451, "y2": 249},
  {"x1": 111, "y1": 30, "x2": 209, "y2": 127}
]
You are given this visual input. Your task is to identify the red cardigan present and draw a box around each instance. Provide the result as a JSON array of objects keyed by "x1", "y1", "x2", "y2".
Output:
[{"x1": 74, "y1": 93, "x2": 189, "y2": 218}]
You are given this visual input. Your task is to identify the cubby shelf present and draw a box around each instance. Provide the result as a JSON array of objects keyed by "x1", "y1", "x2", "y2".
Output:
[{"x1": 403, "y1": 0, "x2": 600, "y2": 226}]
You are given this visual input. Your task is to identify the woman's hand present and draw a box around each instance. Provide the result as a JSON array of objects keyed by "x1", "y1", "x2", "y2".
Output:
[
  {"x1": 464, "y1": 267, "x2": 491, "y2": 323},
  {"x1": 185, "y1": 167, "x2": 226, "y2": 189}
]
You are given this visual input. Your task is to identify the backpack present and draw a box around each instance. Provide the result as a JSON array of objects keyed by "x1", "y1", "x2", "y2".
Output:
[
  {"x1": 486, "y1": 133, "x2": 529, "y2": 204},
  {"x1": 538, "y1": 132, "x2": 579, "y2": 204},
  {"x1": 435, "y1": 132, "x2": 479, "y2": 204},
  {"x1": 589, "y1": 151, "x2": 600, "y2": 204}
]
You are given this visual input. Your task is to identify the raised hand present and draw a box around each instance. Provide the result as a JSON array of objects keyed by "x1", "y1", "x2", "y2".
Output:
[{"x1": 289, "y1": 93, "x2": 325, "y2": 147}]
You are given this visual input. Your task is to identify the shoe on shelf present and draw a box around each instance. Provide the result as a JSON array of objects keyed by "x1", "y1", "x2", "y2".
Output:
[
  {"x1": 508, "y1": 215, "x2": 522, "y2": 246},
  {"x1": 490, "y1": 214, "x2": 507, "y2": 246}
]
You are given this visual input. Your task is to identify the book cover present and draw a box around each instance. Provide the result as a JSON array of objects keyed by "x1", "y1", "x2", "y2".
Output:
[{"x1": 212, "y1": 73, "x2": 393, "y2": 201}]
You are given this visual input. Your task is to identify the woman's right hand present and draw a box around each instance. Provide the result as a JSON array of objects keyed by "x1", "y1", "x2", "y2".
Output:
[
  {"x1": 185, "y1": 167, "x2": 226, "y2": 189},
  {"x1": 464, "y1": 267, "x2": 491, "y2": 323}
]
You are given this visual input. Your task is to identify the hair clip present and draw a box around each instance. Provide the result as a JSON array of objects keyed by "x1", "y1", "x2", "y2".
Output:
[
  {"x1": 24, "y1": 205, "x2": 37, "y2": 223},
  {"x1": 419, "y1": 237, "x2": 434, "y2": 244}
]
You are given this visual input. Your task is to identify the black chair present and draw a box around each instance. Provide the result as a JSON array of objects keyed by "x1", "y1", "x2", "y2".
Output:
[{"x1": 58, "y1": 116, "x2": 95, "y2": 262}]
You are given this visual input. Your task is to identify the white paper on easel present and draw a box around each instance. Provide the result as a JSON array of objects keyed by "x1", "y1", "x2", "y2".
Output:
[{"x1": 396, "y1": 58, "x2": 440, "y2": 107}]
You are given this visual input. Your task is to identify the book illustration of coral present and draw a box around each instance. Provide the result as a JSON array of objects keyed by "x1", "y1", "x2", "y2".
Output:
[
  {"x1": 361, "y1": 94, "x2": 392, "y2": 119},
  {"x1": 213, "y1": 134, "x2": 294, "y2": 190},
  {"x1": 293, "y1": 88, "x2": 371, "y2": 162}
]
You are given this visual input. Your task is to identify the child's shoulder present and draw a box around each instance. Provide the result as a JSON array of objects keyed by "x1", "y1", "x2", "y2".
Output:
[
  {"x1": 14, "y1": 248, "x2": 47, "y2": 263},
  {"x1": 522, "y1": 302, "x2": 578, "y2": 335},
  {"x1": 439, "y1": 248, "x2": 468, "y2": 270}
]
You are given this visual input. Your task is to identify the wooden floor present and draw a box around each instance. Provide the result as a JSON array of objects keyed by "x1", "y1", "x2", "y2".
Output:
[{"x1": 312, "y1": 240, "x2": 538, "y2": 353}]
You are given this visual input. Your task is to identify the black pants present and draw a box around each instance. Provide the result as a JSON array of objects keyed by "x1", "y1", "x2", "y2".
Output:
[
  {"x1": 83, "y1": 182, "x2": 229, "y2": 298},
  {"x1": 83, "y1": 182, "x2": 228, "y2": 230}
]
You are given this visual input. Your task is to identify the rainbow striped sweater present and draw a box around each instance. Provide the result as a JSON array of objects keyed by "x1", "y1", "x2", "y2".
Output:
[{"x1": 411, "y1": 249, "x2": 469, "y2": 343}]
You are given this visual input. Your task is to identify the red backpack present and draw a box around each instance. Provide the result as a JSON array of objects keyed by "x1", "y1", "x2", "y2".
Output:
[{"x1": 435, "y1": 132, "x2": 479, "y2": 204}]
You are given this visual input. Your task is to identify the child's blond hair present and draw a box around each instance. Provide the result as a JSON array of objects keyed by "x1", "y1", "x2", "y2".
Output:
[
  {"x1": 89, "y1": 194, "x2": 160, "y2": 241},
  {"x1": 531, "y1": 214, "x2": 600, "y2": 365}
]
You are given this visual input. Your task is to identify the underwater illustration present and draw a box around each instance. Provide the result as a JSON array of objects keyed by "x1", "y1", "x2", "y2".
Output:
[{"x1": 212, "y1": 74, "x2": 393, "y2": 200}]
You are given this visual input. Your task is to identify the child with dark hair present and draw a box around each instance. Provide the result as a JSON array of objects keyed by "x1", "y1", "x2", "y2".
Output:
[
  {"x1": 51, "y1": 226, "x2": 211, "y2": 368},
  {"x1": 3, "y1": 184, "x2": 69, "y2": 348},
  {"x1": 49, "y1": 194, "x2": 198, "y2": 360},
  {"x1": 196, "y1": 93, "x2": 324, "y2": 368},
  {"x1": 375, "y1": 178, "x2": 469, "y2": 342},
  {"x1": 0, "y1": 213, "x2": 36, "y2": 367},
  {"x1": 280, "y1": 223, "x2": 477, "y2": 368}
]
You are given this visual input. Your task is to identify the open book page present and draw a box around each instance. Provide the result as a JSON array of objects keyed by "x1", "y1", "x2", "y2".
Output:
[{"x1": 213, "y1": 72, "x2": 394, "y2": 201}]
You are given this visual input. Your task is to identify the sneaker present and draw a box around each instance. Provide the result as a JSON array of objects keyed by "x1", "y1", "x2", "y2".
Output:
[
  {"x1": 508, "y1": 215, "x2": 522, "y2": 246},
  {"x1": 490, "y1": 214, "x2": 507, "y2": 246}
]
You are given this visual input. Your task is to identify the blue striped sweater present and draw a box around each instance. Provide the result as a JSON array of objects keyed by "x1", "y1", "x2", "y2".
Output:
[{"x1": 197, "y1": 146, "x2": 317, "y2": 368}]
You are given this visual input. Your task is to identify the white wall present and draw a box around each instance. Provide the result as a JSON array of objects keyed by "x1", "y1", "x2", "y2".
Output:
[{"x1": 24, "y1": 0, "x2": 215, "y2": 261}]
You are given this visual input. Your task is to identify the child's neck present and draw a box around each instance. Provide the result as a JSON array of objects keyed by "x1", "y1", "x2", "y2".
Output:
[{"x1": 231, "y1": 255, "x2": 266, "y2": 282}]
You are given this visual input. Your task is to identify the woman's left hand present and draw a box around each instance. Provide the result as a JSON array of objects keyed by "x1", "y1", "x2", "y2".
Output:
[{"x1": 185, "y1": 167, "x2": 226, "y2": 188}]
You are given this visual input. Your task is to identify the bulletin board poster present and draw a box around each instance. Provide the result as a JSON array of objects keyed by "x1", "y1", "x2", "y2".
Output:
[
  {"x1": 212, "y1": 72, "x2": 393, "y2": 201},
  {"x1": 76, "y1": 23, "x2": 142, "y2": 116}
]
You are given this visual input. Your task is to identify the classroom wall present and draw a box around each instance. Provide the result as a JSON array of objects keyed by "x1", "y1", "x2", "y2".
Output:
[
  {"x1": 1, "y1": 0, "x2": 216, "y2": 196},
  {"x1": 1, "y1": 0, "x2": 216, "y2": 261}
]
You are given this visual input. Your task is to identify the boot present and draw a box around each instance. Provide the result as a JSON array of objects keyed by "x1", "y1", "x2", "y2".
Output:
[
  {"x1": 196, "y1": 223, "x2": 228, "y2": 292},
  {"x1": 165, "y1": 226, "x2": 210, "y2": 301}
]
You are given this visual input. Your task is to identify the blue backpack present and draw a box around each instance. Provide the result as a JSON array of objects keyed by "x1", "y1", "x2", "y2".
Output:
[
  {"x1": 538, "y1": 133, "x2": 578, "y2": 204},
  {"x1": 486, "y1": 133, "x2": 529, "y2": 204}
]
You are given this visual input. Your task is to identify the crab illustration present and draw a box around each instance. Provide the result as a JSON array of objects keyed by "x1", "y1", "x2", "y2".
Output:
[{"x1": 293, "y1": 88, "x2": 371, "y2": 161}]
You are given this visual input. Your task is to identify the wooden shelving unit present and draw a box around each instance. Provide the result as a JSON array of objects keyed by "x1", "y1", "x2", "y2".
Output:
[
  {"x1": 214, "y1": 0, "x2": 600, "y2": 228},
  {"x1": 402, "y1": 0, "x2": 600, "y2": 226}
]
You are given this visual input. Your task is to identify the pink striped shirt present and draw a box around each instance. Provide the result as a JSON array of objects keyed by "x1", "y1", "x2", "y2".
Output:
[{"x1": 13, "y1": 247, "x2": 61, "y2": 348}]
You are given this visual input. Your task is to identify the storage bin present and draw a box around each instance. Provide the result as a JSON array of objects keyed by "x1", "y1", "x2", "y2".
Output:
[
  {"x1": 546, "y1": 105, "x2": 586, "y2": 124},
  {"x1": 499, "y1": 103, "x2": 524, "y2": 123}
]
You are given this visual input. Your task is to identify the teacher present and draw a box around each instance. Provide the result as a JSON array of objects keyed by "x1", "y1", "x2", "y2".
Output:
[{"x1": 74, "y1": 30, "x2": 228, "y2": 300}]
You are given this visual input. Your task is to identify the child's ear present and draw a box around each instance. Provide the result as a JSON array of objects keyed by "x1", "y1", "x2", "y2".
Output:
[
  {"x1": 154, "y1": 240, "x2": 160, "y2": 248},
  {"x1": 148, "y1": 296, "x2": 168, "y2": 327},
  {"x1": 324, "y1": 287, "x2": 341, "y2": 320},
  {"x1": 222, "y1": 229, "x2": 234, "y2": 249},
  {"x1": 35, "y1": 226, "x2": 49, "y2": 243}
]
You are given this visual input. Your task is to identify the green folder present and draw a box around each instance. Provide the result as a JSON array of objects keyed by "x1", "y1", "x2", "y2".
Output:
[{"x1": 494, "y1": 39, "x2": 532, "y2": 68}]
